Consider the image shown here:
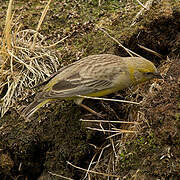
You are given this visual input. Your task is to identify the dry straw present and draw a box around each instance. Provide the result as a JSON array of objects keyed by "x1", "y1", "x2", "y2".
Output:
[{"x1": 0, "y1": 0, "x2": 62, "y2": 117}]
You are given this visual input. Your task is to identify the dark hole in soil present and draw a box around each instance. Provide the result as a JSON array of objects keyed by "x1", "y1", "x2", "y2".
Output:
[
  {"x1": 116, "y1": 11, "x2": 180, "y2": 65},
  {"x1": 9, "y1": 141, "x2": 51, "y2": 180}
]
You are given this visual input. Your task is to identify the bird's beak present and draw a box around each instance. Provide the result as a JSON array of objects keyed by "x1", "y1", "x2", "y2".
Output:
[{"x1": 154, "y1": 72, "x2": 163, "y2": 79}]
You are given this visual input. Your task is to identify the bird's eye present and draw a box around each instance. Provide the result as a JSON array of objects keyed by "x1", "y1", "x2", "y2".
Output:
[{"x1": 146, "y1": 72, "x2": 153, "y2": 75}]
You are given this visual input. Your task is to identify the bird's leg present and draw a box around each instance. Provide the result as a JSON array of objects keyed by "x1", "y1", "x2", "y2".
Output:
[{"x1": 79, "y1": 103, "x2": 104, "y2": 118}]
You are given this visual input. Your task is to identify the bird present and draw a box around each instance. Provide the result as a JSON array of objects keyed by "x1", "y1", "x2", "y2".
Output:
[{"x1": 22, "y1": 54, "x2": 161, "y2": 119}]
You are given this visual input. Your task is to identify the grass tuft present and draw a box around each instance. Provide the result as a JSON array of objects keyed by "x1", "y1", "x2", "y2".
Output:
[{"x1": 0, "y1": 0, "x2": 60, "y2": 117}]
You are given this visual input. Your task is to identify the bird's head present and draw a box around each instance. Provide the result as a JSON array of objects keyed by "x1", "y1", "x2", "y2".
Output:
[{"x1": 128, "y1": 57, "x2": 162, "y2": 84}]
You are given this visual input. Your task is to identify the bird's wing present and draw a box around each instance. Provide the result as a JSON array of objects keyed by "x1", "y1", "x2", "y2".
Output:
[
  {"x1": 32, "y1": 63, "x2": 75, "y2": 88},
  {"x1": 39, "y1": 72, "x2": 114, "y2": 99}
]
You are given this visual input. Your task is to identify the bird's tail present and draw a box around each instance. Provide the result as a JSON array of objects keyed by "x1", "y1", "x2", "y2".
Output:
[{"x1": 21, "y1": 99, "x2": 50, "y2": 120}]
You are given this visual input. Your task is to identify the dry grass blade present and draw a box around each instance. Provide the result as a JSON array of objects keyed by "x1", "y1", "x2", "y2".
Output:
[
  {"x1": 97, "y1": 26, "x2": 141, "y2": 58},
  {"x1": 43, "y1": 35, "x2": 69, "y2": 48},
  {"x1": 112, "y1": 128, "x2": 136, "y2": 133},
  {"x1": 131, "y1": 0, "x2": 154, "y2": 26},
  {"x1": 48, "y1": 171, "x2": 74, "y2": 180},
  {"x1": 4, "y1": 0, "x2": 13, "y2": 50},
  {"x1": 31, "y1": 0, "x2": 52, "y2": 50},
  {"x1": 77, "y1": 95, "x2": 140, "y2": 105},
  {"x1": 106, "y1": 132, "x2": 123, "y2": 139},
  {"x1": 80, "y1": 119, "x2": 139, "y2": 124},
  {"x1": 83, "y1": 152, "x2": 98, "y2": 180},
  {"x1": 138, "y1": 44, "x2": 164, "y2": 59},
  {"x1": 86, "y1": 127, "x2": 134, "y2": 133},
  {"x1": 67, "y1": 161, "x2": 120, "y2": 178},
  {"x1": 136, "y1": 0, "x2": 147, "y2": 9}
]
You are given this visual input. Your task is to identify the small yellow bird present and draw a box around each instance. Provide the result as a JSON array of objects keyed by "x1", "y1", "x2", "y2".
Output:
[{"x1": 22, "y1": 54, "x2": 161, "y2": 119}]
